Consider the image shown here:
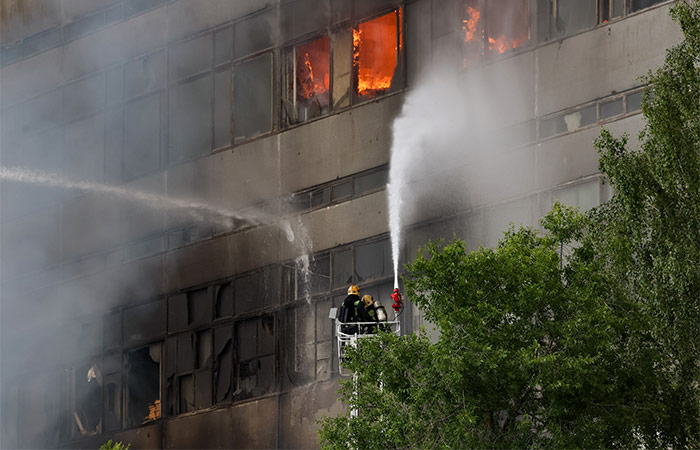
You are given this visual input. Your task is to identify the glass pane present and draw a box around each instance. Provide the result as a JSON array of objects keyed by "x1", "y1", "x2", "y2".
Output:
[
  {"x1": 331, "y1": 180, "x2": 352, "y2": 201},
  {"x1": 214, "y1": 27, "x2": 233, "y2": 66},
  {"x1": 333, "y1": 249, "x2": 353, "y2": 287},
  {"x1": 123, "y1": 300, "x2": 165, "y2": 345},
  {"x1": 353, "y1": 10, "x2": 401, "y2": 100},
  {"x1": 554, "y1": 0, "x2": 596, "y2": 38},
  {"x1": 355, "y1": 239, "x2": 392, "y2": 281},
  {"x1": 169, "y1": 75, "x2": 212, "y2": 164},
  {"x1": 215, "y1": 282, "x2": 234, "y2": 318},
  {"x1": 214, "y1": 69, "x2": 232, "y2": 149},
  {"x1": 539, "y1": 114, "x2": 566, "y2": 138},
  {"x1": 600, "y1": 98, "x2": 623, "y2": 119},
  {"x1": 179, "y1": 374, "x2": 194, "y2": 413},
  {"x1": 485, "y1": 0, "x2": 529, "y2": 54},
  {"x1": 332, "y1": 28, "x2": 352, "y2": 109},
  {"x1": 234, "y1": 53, "x2": 273, "y2": 142},
  {"x1": 234, "y1": 13, "x2": 273, "y2": 60},
  {"x1": 627, "y1": 91, "x2": 643, "y2": 112},
  {"x1": 125, "y1": 51, "x2": 165, "y2": 99},
  {"x1": 630, "y1": 0, "x2": 664, "y2": 12},
  {"x1": 354, "y1": 169, "x2": 388, "y2": 194},
  {"x1": 124, "y1": 94, "x2": 161, "y2": 179},
  {"x1": 169, "y1": 34, "x2": 212, "y2": 81}
]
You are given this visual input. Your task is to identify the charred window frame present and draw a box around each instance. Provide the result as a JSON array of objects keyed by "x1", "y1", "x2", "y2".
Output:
[
  {"x1": 235, "y1": 314, "x2": 277, "y2": 401},
  {"x1": 125, "y1": 343, "x2": 162, "y2": 427},
  {"x1": 283, "y1": 34, "x2": 332, "y2": 126},
  {"x1": 71, "y1": 361, "x2": 103, "y2": 437},
  {"x1": 351, "y1": 8, "x2": 405, "y2": 103}
]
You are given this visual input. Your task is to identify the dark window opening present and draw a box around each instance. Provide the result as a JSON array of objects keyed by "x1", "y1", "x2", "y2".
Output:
[
  {"x1": 187, "y1": 287, "x2": 212, "y2": 327},
  {"x1": 73, "y1": 363, "x2": 102, "y2": 436},
  {"x1": 236, "y1": 315, "x2": 276, "y2": 400},
  {"x1": 215, "y1": 282, "x2": 234, "y2": 318},
  {"x1": 126, "y1": 344, "x2": 161, "y2": 426},
  {"x1": 353, "y1": 9, "x2": 403, "y2": 100},
  {"x1": 214, "y1": 326, "x2": 234, "y2": 404},
  {"x1": 285, "y1": 35, "x2": 331, "y2": 125}
]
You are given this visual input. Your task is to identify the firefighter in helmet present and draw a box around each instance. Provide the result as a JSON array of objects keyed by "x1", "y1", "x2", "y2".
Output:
[
  {"x1": 361, "y1": 294, "x2": 379, "y2": 333},
  {"x1": 338, "y1": 285, "x2": 363, "y2": 334}
]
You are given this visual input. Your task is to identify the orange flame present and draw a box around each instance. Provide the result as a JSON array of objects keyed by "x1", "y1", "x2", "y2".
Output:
[
  {"x1": 353, "y1": 10, "x2": 401, "y2": 98},
  {"x1": 463, "y1": 2, "x2": 529, "y2": 55},
  {"x1": 462, "y1": 6, "x2": 480, "y2": 42},
  {"x1": 144, "y1": 399, "x2": 160, "y2": 421},
  {"x1": 296, "y1": 36, "x2": 330, "y2": 101}
]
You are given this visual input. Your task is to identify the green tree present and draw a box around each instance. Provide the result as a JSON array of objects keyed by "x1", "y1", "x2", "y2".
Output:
[
  {"x1": 99, "y1": 440, "x2": 131, "y2": 450},
  {"x1": 320, "y1": 206, "x2": 642, "y2": 448},
  {"x1": 591, "y1": 1, "x2": 700, "y2": 445}
]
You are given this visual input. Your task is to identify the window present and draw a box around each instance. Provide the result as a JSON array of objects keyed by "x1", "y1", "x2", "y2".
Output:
[
  {"x1": 599, "y1": 97, "x2": 623, "y2": 120},
  {"x1": 125, "y1": 343, "x2": 161, "y2": 427},
  {"x1": 461, "y1": 0, "x2": 530, "y2": 64},
  {"x1": 353, "y1": 9, "x2": 403, "y2": 100},
  {"x1": 233, "y1": 52, "x2": 274, "y2": 142},
  {"x1": 629, "y1": 0, "x2": 665, "y2": 13},
  {"x1": 168, "y1": 75, "x2": 212, "y2": 164},
  {"x1": 284, "y1": 35, "x2": 331, "y2": 125},
  {"x1": 599, "y1": 0, "x2": 625, "y2": 22},
  {"x1": 236, "y1": 315, "x2": 276, "y2": 400},
  {"x1": 72, "y1": 362, "x2": 102, "y2": 436}
]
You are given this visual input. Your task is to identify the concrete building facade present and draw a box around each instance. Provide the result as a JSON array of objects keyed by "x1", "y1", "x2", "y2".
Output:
[{"x1": 0, "y1": 0, "x2": 681, "y2": 448}]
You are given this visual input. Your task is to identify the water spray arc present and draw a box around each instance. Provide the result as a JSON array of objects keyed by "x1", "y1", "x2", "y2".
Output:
[{"x1": 0, "y1": 166, "x2": 263, "y2": 228}]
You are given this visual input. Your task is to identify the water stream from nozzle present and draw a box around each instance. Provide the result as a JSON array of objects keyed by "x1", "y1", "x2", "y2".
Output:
[{"x1": 0, "y1": 166, "x2": 264, "y2": 227}]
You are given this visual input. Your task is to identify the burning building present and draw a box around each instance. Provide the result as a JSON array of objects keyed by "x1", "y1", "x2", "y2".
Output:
[{"x1": 0, "y1": 0, "x2": 679, "y2": 448}]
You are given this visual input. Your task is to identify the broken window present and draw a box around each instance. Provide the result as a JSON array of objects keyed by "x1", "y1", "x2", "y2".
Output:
[
  {"x1": 103, "y1": 351, "x2": 122, "y2": 431},
  {"x1": 233, "y1": 52, "x2": 274, "y2": 143},
  {"x1": 214, "y1": 325, "x2": 234, "y2": 404},
  {"x1": 125, "y1": 343, "x2": 161, "y2": 427},
  {"x1": 284, "y1": 35, "x2": 331, "y2": 125},
  {"x1": 72, "y1": 362, "x2": 102, "y2": 437},
  {"x1": 353, "y1": 9, "x2": 403, "y2": 100},
  {"x1": 215, "y1": 282, "x2": 234, "y2": 319},
  {"x1": 165, "y1": 330, "x2": 214, "y2": 416},
  {"x1": 236, "y1": 315, "x2": 276, "y2": 400},
  {"x1": 461, "y1": 0, "x2": 530, "y2": 64}
]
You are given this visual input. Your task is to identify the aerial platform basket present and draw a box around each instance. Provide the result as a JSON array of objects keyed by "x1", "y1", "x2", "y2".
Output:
[{"x1": 333, "y1": 319, "x2": 401, "y2": 376}]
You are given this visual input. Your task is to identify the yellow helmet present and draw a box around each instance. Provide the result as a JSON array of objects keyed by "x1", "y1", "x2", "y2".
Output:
[
  {"x1": 347, "y1": 284, "x2": 360, "y2": 296},
  {"x1": 362, "y1": 294, "x2": 374, "y2": 307}
]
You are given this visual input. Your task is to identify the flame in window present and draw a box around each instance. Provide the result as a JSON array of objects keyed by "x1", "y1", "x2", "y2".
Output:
[
  {"x1": 353, "y1": 10, "x2": 402, "y2": 98},
  {"x1": 463, "y1": 1, "x2": 529, "y2": 55},
  {"x1": 144, "y1": 399, "x2": 160, "y2": 421},
  {"x1": 462, "y1": 6, "x2": 480, "y2": 42},
  {"x1": 296, "y1": 36, "x2": 330, "y2": 101}
]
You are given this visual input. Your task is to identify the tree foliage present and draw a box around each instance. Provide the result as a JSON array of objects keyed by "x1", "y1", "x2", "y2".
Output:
[{"x1": 320, "y1": 206, "x2": 643, "y2": 448}]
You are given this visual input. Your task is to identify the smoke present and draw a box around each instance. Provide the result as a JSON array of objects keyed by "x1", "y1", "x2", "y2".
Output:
[
  {"x1": 0, "y1": 3, "x2": 317, "y2": 448},
  {"x1": 388, "y1": 60, "x2": 532, "y2": 282}
]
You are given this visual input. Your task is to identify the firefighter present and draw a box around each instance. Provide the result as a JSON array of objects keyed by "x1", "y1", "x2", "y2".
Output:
[
  {"x1": 361, "y1": 294, "x2": 379, "y2": 333},
  {"x1": 339, "y1": 284, "x2": 363, "y2": 334}
]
